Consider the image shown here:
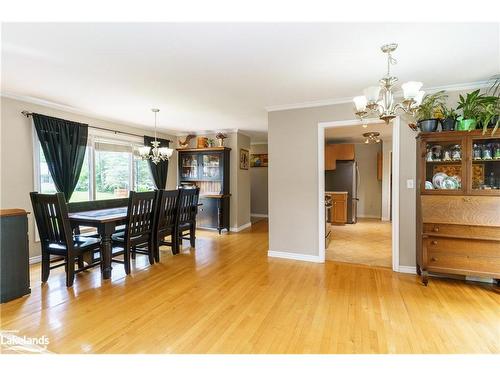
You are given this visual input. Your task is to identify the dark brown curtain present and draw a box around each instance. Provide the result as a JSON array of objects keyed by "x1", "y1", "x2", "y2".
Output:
[
  {"x1": 33, "y1": 113, "x2": 88, "y2": 201},
  {"x1": 144, "y1": 136, "x2": 170, "y2": 189}
]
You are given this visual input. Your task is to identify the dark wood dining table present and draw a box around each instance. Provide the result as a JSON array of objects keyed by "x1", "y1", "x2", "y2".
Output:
[{"x1": 68, "y1": 206, "x2": 127, "y2": 279}]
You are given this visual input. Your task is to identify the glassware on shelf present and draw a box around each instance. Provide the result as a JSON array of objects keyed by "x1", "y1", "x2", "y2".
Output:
[
  {"x1": 494, "y1": 143, "x2": 500, "y2": 160},
  {"x1": 482, "y1": 143, "x2": 493, "y2": 160},
  {"x1": 443, "y1": 149, "x2": 452, "y2": 161},
  {"x1": 431, "y1": 145, "x2": 442, "y2": 161},
  {"x1": 473, "y1": 143, "x2": 482, "y2": 160},
  {"x1": 451, "y1": 144, "x2": 461, "y2": 161}
]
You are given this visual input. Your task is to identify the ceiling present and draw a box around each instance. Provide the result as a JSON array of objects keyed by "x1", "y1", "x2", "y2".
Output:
[
  {"x1": 325, "y1": 121, "x2": 393, "y2": 144},
  {"x1": 2, "y1": 23, "x2": 499, "y2": 141}
]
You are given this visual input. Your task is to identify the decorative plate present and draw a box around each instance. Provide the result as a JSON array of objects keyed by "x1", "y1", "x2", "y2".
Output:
[
  {"x1": 432, "y1": 172, "x2": 448, "y2": 189},
  {"x1": 425, "y1": 181, "x2": 434, "y2": 190},
  {"x1": 442, "y1": 176, "x2": 459, "y2": 189}
]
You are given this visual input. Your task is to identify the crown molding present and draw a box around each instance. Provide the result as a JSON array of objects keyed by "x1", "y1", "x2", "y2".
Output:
[
  {"x1": 0, "y1": 91, "x2": 177, "y2": 137},
  {"x1": 265, "y1": 80, "x2": 491, "y2": 112}
]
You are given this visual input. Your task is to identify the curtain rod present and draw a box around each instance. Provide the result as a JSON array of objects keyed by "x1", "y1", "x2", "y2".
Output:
[{"x1": 21, "y1": 111, "x2": 172, "y2": 143}]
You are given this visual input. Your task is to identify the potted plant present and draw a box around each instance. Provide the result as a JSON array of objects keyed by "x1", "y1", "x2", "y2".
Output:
[
  {"x1": 416, "y1": 90, "x2": 447, "y2": 132},
  {"x1": 485, "y1": 74, "x2": 500, "y2": 134},
  {"x1": 456, "y1": 89, "x2": 485, "y2": 131},
  {"x1": 441, "y1": 106, "x2": 457, "y2": 131},
  {"x1": 478, "y1": 100, "x2": 499, "y2": 135}
]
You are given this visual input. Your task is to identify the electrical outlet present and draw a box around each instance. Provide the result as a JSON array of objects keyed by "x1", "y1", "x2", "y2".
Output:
[{"x1": 406, "y1": 179, "x2": 414, "y2": 189}]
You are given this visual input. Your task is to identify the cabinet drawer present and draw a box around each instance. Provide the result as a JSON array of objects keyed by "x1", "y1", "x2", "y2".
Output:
[
  {"x1": 424, "y1": 237, "x2": 500, "y2": 258},
  {"x1": 423, "y1": 223, "x2": 500, "y2": 241},
  {"x1": 427, "y1": 251, "x2": 500, "y2": 276}
]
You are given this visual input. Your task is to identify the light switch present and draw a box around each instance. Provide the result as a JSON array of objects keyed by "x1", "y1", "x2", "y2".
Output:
[{"x1": 406, "y1": 179, "x2": 414, "y2": 189}]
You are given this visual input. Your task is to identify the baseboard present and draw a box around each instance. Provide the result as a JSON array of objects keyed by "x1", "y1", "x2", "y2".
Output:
[
  {"x1": 250, "y1": 213, "x2": 268, "y2": 218},
  {"x1": 357, "y1": 214, "x2": 382, "y2": 219},
  {"x1": 29, "y1": 255, "x2": 41, "y2": 265},
  {"x1": 230, "y1": 222, "x2": 252, "y2": 232},
  {"x1": 268, "y1": 250, "x2": 323, "y2": 263},
  {"x1": 397, "y1": 266, "x2": 417, "y2": 274}
]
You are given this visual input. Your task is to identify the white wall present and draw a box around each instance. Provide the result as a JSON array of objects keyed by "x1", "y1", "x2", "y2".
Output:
[
  {"x1": 250, "y1": 143, "x2": 268, "y2": 216},
  {"x1": 381, "y1": 139, "x2": 392, "y2": 221},
  {"x1": 0, "y1": 96, "x2": 177, "y2": 258},
  {"x1": 355, "y1": 143, "x2": 382, "y2": 218}
]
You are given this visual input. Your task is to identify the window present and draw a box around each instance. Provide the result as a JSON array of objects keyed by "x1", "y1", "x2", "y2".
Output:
[
  {"x1": 38, "y1": 146, "x2": 90, "y2": 202},
  {"x1": 35, "y1": 130, "x2": 156, "y2": 202}
]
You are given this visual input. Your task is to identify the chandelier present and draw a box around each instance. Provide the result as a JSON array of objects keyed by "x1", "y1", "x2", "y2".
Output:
[
  {"x1": 353, "y1": 43, "x2": 424, "y2": 124},
  {"x1": 363, "y1": 132, "x2": 381, "y2": 144},
  {"x1": 137, "y1": 108, "x2": 174, "y2": 164}
]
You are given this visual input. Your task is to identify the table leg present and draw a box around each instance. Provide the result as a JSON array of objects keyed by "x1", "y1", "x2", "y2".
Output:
[{"x1": 100, "y1": 223, "x2": 114, "y2": 279}]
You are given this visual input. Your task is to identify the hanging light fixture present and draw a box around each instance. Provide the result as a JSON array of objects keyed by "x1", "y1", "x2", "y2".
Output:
[
  {"x1": 137, "y1": 108, "x2": 174, "y2": 164},
  {"x1": 353, "y1": 43, "x2": 424, "y2": 124},
  {"x1": 363, "y1": 132, "x2": 381, "y2": 144}
]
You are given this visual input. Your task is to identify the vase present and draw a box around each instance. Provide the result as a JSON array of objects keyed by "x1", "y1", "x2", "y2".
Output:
[
  {"x1": 441, "y1": 118, "x2": 456, "y2": 131},
  {"x1": 418, "y1": 119, "x2": 439, "y2": 132}
]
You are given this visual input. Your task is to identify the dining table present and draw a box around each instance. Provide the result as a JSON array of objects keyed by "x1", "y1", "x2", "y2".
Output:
[{"x1": 68, "y1": 206, "x2": 128, "y2": 279}]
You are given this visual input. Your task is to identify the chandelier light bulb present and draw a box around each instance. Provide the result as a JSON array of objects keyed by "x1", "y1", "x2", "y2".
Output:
[
  {"x1": 401, "y1": 81, "x2": 423, "y2": 99},
  {"x1": 353, "y1": 96, "x2": 368, "y2": 111},
  {"x1": 414, "y1": 90, "x2": 425, "y2": 106},
  {"x1": 363, "y1": 86, "x2": 381, "y2": 103}
]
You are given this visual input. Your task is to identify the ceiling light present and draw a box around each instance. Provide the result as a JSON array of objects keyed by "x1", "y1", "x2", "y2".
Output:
[
  {"x1": 353, "y1": 43, "x2": 422, "y2": 124},
  {"x1": 362, "y1": 132, "x2": 381, "y2": 144},
  {"x1": 137, "y1": 109, "x2": 174, "y2": 164}
]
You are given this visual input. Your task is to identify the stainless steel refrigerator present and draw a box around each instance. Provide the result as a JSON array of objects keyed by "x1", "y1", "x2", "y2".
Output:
[{"x1": 325, "y1": 161, "x2": 358, "y2": 224}]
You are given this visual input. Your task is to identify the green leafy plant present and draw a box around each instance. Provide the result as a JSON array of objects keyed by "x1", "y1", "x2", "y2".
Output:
[
  {"x1": 457, "y1": 89, "x2": 499, "y2": 134},
  {"x1": 416, "y1": 90, "x2": 448, "y2": 121},
  {"x1": 441, "y1": 106, "x2": 457, "y2": 120}
]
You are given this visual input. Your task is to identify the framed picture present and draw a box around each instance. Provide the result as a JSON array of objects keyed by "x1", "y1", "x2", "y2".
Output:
[
  {"x1": 240, "y1": 149, "x2": 249, "y2": 170},
  {"x1": 250, "y1": 153, "x2": 268, "y2": 167}
]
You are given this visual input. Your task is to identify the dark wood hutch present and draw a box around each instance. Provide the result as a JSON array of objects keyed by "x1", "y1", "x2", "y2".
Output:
[
  {"x1": 416, "y1": 130, "x2": 500, "y2": 285},
  {"x1": 177, "y1": 147, "x2": 231, "y2": 233}
]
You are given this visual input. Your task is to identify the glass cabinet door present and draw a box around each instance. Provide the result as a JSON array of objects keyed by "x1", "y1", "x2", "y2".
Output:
[
  {"x1": 469, "y1": 135, "x2": 500, "y2": 194},
  {"x1": 180, "y1": 154, "x2": 199, "y2": 180},
  {"x1": 201, "y1": 153, "x2": 222, "y2": 180},
  {"x1": 422, "y1": 138, "x2": 466, "y2": 194}
]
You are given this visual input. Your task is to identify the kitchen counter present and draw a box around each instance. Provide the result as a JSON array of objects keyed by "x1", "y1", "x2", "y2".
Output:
[{"x1": 325, "y1": 191, "x2": 348, "y2": 195}]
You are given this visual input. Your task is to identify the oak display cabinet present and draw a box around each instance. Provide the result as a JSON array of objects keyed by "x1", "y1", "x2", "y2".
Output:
[{"x1": 416, "y1": 130, "x2": 500, "y2": 286}]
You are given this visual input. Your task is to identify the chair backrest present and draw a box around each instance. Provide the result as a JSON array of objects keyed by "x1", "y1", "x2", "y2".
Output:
[
  {"x1": 178, "y1": 187, "x2": 200, "y2": 224},
  {"x1": 125, "y1": 191, "x2": 158, "y2": 239},
  {"x1": 156, "y1": 189, "x2": 180, "y2": 231},
  {"x1": 30, "y1": 192, "x2": 73, "y2": 250}
]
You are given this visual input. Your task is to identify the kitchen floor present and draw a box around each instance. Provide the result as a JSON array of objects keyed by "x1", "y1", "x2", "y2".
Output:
[{"x1": 327, "y1": 218, "x2": 392, "y2": 268}]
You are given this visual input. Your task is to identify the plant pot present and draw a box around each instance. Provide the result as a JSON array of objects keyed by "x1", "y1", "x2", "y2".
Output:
[
  {"x1": 457, "y1": 118, "x2": 477, "y2": 131},
  {"x1": 441, "y1": 118, "x2": 456, "y2": 131},
  {"x1": 418, "y1": 119, "x2": 439, "y2": 132},
  {"x1": 489, "y1": 115, "x2": 499, "y2": 128}
]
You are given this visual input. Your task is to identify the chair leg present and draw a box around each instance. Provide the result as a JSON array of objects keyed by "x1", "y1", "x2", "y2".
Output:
[
  {"x1": 131, "y1": 245, "x2": 136, "y2": 260},
  {"x1": 154, "y1": 238, "x2": 160, "y2": 263},
  {"x1": 41, "y1": 251, "x2": 50, "y2": 283},
  {"x1": 124, "y1": 245, "x2": 131, "y2": 275},
  {"x1": 148, "y1": 241, "x2": 155, "y2": 265},
  {"x1": 77, "y1": 255, "x2": 85, "y2": 269},
  {"x1": 172, "y1": 232, "x2": 179, "y2": 255},
  {"x1": 189, "y1": 223, "x2": 196, "y2": 248},
  {"x1": 66, "y1": 257, "x2": 75, "y2": 288}
]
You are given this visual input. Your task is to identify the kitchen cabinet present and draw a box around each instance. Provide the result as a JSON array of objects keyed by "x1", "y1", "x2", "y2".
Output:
[
  {"x1": 325, "y1": 144, "x2": 355, "y2": 170},
  {"x1": 327, "y1": 192, "x2": 348, "y2": 225}
]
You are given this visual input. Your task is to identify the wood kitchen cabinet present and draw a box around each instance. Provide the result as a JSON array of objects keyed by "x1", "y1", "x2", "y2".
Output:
[
  {"x1": 325, "y1": 144, "x2": 355, "y2": 170},
  {"x1": 327, "y1": 192, "x2": 348, "y2": 225}
]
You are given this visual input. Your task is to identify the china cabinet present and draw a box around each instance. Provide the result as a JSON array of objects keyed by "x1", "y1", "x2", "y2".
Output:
[
  {"x1": 416, "y1": 130, "x2": 500, "y2": 285},
  {"x1": 177, "y1": 147, "x2": 231, "y2": 233}
]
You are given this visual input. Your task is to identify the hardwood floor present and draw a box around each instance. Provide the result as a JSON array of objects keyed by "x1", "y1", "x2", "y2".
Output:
[
  {"x1": 1, "y1": 220, "x2": 499, "y2": 354},
  {"x1": 327, "y1": 218, "x2": 392, "y2": 268}
]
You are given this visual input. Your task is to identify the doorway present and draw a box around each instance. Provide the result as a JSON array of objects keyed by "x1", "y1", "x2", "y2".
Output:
[{"x1": 318, "y1": 118, "x2": 400, "y2": 271}]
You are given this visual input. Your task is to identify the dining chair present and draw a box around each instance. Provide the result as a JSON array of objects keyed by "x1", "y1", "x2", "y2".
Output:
[
  {"x1": 154, "y1": 189, "x2": 180, "y2": 261},
  {"x1": 30, "y1": 192, "x2": 102, "y2": 287},
  {"x1": 176, "y1": 187, "x2": 200, "y2": 253},
  {"x1": 111, "y1": 191, "x2": 158, "y2": 273}
]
